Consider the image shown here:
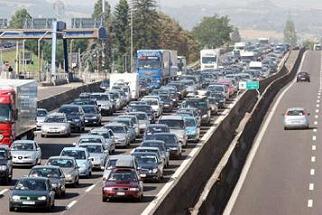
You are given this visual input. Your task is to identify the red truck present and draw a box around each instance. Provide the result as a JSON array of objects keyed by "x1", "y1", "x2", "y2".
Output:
[{"x1": 0, "y1": 80, "x2": 37, "y2": 145}]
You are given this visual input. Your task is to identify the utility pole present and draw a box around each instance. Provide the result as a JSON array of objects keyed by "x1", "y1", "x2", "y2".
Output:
[{"x1": 130, "y1": 5, "x2": 134, "y2": 73}]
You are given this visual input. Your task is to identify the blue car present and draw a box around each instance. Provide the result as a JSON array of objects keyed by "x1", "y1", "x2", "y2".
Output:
[{"x1": 183, "y1": 116, "x2": 200, "y2": 142}]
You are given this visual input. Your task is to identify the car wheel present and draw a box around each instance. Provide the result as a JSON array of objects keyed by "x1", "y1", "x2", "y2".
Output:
[
  {"x1": 102, "y1": 196, "x2": 108, "y2": 202},
  {"x1": 9, "y1": 204, "x2": 14, "y2": 212},
  {"x1": 88, "y1": 170, "x2": 92, "y2": 178}
]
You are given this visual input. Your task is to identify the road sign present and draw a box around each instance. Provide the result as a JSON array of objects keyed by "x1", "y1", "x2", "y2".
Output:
[
  {"x1": 239, "y1": 81, "x2": 247, "y2": 90},
  {"x1": 246, "y1": 81, "x2": 259, "y2": 90}
]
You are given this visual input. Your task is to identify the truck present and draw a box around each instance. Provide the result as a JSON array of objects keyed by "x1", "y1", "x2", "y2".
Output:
[
  {"x1": 0, "y1": 80, "x2": 37, "y2": 145},
  {"x1": 200, "y1": 49, "x2": 220, "y2": 71},
  {"x1": 177, "y1": 56, "x2": 187, "y2": 75},
  {"x1": 314, "y1": 43, "x2": 321, "y2": 51},
  {"x1": 136, "y1": 49, "x2": 176, "y2": 88},
  {"x1": 169, "y1": 50, "x2": 178, "y2": 78},
  {"x1": 109, "y1": 73, "x2": 139, "y2": 100}
]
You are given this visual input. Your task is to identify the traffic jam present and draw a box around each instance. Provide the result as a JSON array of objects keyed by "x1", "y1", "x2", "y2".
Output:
[{"x1": 0, "y1": 41, "x2": 287, "y2": 213}]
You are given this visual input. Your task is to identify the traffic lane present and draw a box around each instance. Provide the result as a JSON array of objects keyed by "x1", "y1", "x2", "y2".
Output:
[
  {"x1": 38, "y1": 83, "x2": 84, "y2": 100},
  {"x1": 231, "y1": 51, "x2": 320, "y2": 215}
]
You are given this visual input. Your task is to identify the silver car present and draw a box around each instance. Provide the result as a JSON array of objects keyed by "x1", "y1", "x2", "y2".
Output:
[
  {"x1": 104, "y1": 123, "x2": 130, "y2": 148},
  {"x1": 37, "y1": 108, "x2": 48, "y2": 130},
  {"x1": 78, "y1": 135, "x2": 109, "y2": 153},
  {"x1": 11, "y1": 140, "x2": 41, "y2": 167},
  {"x1": 118, "y1": 115, "x2": 140, "y2": 137},
  {"x1": 46, "y1": 156, "x2": 80, "y2": 187},
  {"x1": 41, "y1": 113, "x2": 71, "y2": 137},
  {"x1": 284, "y1": 107, "x2": 310, "y2": 130},
  {"x1": 128, "y1": 112, "x2": 150, "y2": 134},
  {"x1": 90, "y1": 128, "x2": 116, "y2": 154},
  {"x1": 79, "y1": 143, "x2": 108, "y2": 170}
]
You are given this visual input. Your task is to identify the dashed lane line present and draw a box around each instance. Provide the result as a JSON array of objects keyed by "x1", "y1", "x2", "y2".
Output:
[
  {"x1": 309, "y1": 183, "x2": 314, "y2": 191},
  {"x1": 311, "y1": 156, "x2": 316, "y2": 162},
  {"x1": 308, "y1": 199, "x2": 313, "y2": 208}
]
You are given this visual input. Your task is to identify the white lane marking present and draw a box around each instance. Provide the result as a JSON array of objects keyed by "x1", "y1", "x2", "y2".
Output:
[
  {"x1": 312, "y1": 145, "x2": 317, "y2": 151},
  {"x1": 311, "y1": 156, "x2": 316, "y2": 162},
  {"x1": 308, "y1": 199, "x2": 313, "y2": 208},
  {"x1": 313, "y1": 128, "x2": 317, "y2": 132},
  {"x1": 66, "y1": 200, "x2": 77, "y2": 210},
  {"x1": 0, "y1": 189, "x2": 8, "y2": 195},
  {"x1": 316, "y1": 109, "x2": 319, "y2": 113},
  {"x1": 223, "y1": 51, "x2": 308, "y2": 215},
  {"x1": 318, "y1": 96, "x2": 321, "y2": 99},
  {"x1": 309, "y1": 183, "x2": 314, "y2": 191},
  {"x1": 317, "y1": 100, "x2": 321, "y2": 103},
  {"x1": 314, "y1": 121, "x2": 318, "y2": 125},
  {"x1": 315, "y1": 115, "x2": 319, "y2": 119},
  {"x1": 312, "y1": 136, "x2": 317, "y2": 141},
  {"x1": 310, "y1": 169, "x2": 315, "y2": 176},
  {"x1": 316, "y1": 104, "x2": 320, "y2": 108},
  {"x1": 85, "y1": 184, "x2": 96, "y2": 193}
]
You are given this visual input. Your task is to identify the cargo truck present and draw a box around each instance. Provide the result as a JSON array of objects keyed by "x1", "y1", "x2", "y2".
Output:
[
  {"x1": 136, "y1": 49, "x2": 177, "y2": 89},
  {"x1": 109, "y1": 73, "x2": 139, "y2": 100},
  {"x1": 0, "y1": 80, "x2": 37, "y2": 145},
  {"x1": 200, "y1": 49, "x2": 220, "y2": 71}
]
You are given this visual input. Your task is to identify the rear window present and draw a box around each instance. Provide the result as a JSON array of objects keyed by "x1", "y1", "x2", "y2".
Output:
[
  {"x1": 158, "y1": 119, "x2": 184, "y2": 129},
  {"x1": 286, "y1": 110, "x2": 305, "y2": 116}
]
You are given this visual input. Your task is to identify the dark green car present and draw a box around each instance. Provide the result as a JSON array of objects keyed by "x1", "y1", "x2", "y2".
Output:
[{"x1": 9, "y1": 177, "x2": 55, "y2": 211}]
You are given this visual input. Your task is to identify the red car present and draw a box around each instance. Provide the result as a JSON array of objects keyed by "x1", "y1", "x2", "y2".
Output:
[{"x1": 102, "y1": 168, "x2": 143, "y2": 202}]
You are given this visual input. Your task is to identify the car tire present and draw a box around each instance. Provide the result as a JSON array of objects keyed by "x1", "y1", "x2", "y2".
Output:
[
  {"x1": 88, "y1": 170, "x2": 92, "y2": 178},
  {"x1": 102, "y1": 196, "x2": 108, "y2": 202},
  {"x1": 9, "y1": 204, "x2": 14, "y2": 212}
]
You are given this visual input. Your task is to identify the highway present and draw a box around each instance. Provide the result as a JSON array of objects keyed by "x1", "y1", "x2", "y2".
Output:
[
  {"x1": 229, "y1": 51, "x2": 322, "y2": 215},
  {"x1": 0, "y1": 91, "x2": 240, "y2": 215},
  {"x1": 38, "y1": 83, "x2": 85, "y2": 100}
]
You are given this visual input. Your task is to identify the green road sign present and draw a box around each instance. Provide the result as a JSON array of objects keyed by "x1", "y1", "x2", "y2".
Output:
[{"x1": 246, "y1": 81, "x2": 260, "y2": 90}]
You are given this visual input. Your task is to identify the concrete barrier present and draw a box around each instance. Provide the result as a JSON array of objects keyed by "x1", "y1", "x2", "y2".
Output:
[
  {"x1": 195, "y1": 49, "x2": 304, "y2": 214},
  {"x1": 149, "y1": 50, "x2": 302, "y2": 215},
  {"x1": 37, "y1": 81, "x2": 102, "y2": 111}
]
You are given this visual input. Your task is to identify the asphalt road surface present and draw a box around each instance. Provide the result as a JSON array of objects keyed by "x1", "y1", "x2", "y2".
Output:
[
  {"x1": 230, "y1": 51, "x2": 322, "y2": 215},
  {"x1": 38, "y1": 83, "x2": 85, "y2": 101}
]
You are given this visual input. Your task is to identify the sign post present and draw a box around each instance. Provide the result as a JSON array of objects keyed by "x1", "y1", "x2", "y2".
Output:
[{"x1": 238, "y1": 80, "x2": 260, "y2": 98}]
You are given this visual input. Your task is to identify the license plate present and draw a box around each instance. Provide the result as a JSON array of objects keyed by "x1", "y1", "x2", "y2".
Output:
[
  {"x1": 85, "y1": 120, "x2": 89, "y2": 122},
  {"x1": 22, "y1": 201, "x2": 35, "y2": 205},
  {"x1": 140, "y1": 174, "x2": 146, "y2": 177},
  {"x1": 116, "y1": 192, "x2": 125, "y2": 196}
]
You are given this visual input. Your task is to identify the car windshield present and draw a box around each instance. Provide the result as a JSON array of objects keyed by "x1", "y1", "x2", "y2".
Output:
[
  {"x1": 82, "y1": 106, "x2": 98, "y2": 114},
  {"x1": 146, "y1": 126, "x2": 168, "y2": 134},
  {"x1": 80, "y1": 145, "x2": 102, "y2": 153},
  {"x1": 61, "y1": 150, "x2": 86, "y2": 160},
  {"x1": 90, "y1": 94, "x2": 109, "y2": 101},
  {"x1": 0, "y1": 150, "x2": 7, "y2": 159},
  {"x1": 146, "y1": 134, "x2": 176, "y2": 146},
  {"x1": 185, "y1": 118, "x2": 196, "y2": 127},
  {"x1": 15, "y1": 179, "x2": 47, "y2": 191},
  {"x1": 37, "y1": 110, "x2": 47, "y2": 117},
  {"x1": 158, "y1": 119, "x2": 184, "y2": 129},
  {"x1": 202, "y1": 56, "x2": 217, "y2": 64},
  {"x1": 143, "y1": 100, "x2": 158, "y2": 105},
  {"x1": 142, "y1": 143, "x2": 164, "y2": 151},
  {"x1": 287, "y1": 110, "x2": 305, "y2": 116},
  {"x1": 208, "y1": 85, "x2": 224, "y2": 92},
  {"x1": 0, "y1": 104, "x2": 12, "y2": 121},
  {"x1": 29, "y1": 168, "x2": 61, "y2": 178},
  {"x1": 79, "y1": 138, "x2": 102, "y2": 144},
  {"x1": 106, "y1": 126, "x2": 125, "y2": 133},
  {"x1": 132, "y1": 113, "x2": 148, "y2": 120},
  {"x1": 11, "y1": 142, "x2": 34, "y2": 151},
  {"x1": 138, "y1": 57, "x2": 161, "y2": 69},
  {"x1": 135, "y1": 155, "x2": 157, "y2": 165},
  {"x1": 44, "y1": 116, "x2": 65, "y2": 123},
  {"x1": 108, "y1": 171, "x2": 137, "y2": 182},
  {"x1": 47, "y1": 159, "x2": 74, "y2": 168},
  {"x1": 115, "y1": 120, "x2": 130, "y2": 127},
  {"x1": 183, "y1": 100, "x2": 207, "y2": 110},
  {"x1": 91, "y1": 132, "x2": 109, "y2": 139},
  {"x1": 59, "y1": 106, "x2": 79, "y2": 114},
  {"x1": 129, "y1": 105, "x2": 151, "y2": 113}
]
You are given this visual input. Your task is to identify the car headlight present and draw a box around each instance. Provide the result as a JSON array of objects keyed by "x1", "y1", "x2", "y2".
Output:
[
  {"x1": 12, "y1": 195, "x2": 20, "y2": 201},
  {"x1": 103, "y1": 187, "x2": 113, "y2": 191},
  {"x1": 65, "y1": 174, "x2": 72, "y2": 179},
  {"x1": 0, "y1": 165, "x2": 7, "y2": 171},
  {"x1": 152, "y1": 168, "x2": 158, "y2": 173},
  {"x1": 74, "y1": 119, "x2": 80, "y2": 122},
  {"x1": 52, "y1": 183, "x2": 58, "y2": 188},
  {"x1": 129, "y1": 187, "x2": 139, "y2": 191},
  {"x1": 38, "y1": 196, "x2": 47, "y2": 201}
]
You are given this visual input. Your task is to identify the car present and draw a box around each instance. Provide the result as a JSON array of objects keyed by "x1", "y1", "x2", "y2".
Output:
[
  {"x1": 297, "y1": 72, "x2": 310, "y2": 82},
  {"x1": 81, "y1": 105, "x2": 102, "y2": 126},
  {"x1": 145, "y1": 133, "x2": 182, "y2": 159},
  {"x1": 78, "y1": 135, "x2": 109, "y2": 153},
  {"x1": 58, "y1": 105, "x2": 85, "y2": 132},
  {"x1": 79, "y1": 143, "x2": 108, "y2": 170},
  {"x1": 208, "y1": 97, "x2": 219, "y2": 114},
  {"x1": 128, "y1": 112, "x2": 150, "y2": 133},
  {"x1": 28, "y1": 165, "x2": 66, "y2": 197},
  {"x1": 102, "y1": 168, "x2": 143, "y2": 202},
  {"x1": 132, "y1": 152, "x2": 164, "y2": 182},
  {"x1": 41, "y1": 113, "x2": 71, "y2": 137},
  {"x1": 284, "y1": 107, "x2": 310, "y2": 130},
  {"x1": 131, "y1": 147, "x2": 166, "y2": 168},
  {"x1": 208, "y1": 92, "x2": 226, "y2": 109},
  {"x1": 36, "y1": 108, "x2": 48, "y2": 130},
  {"x1": 127, "y1": 104, "x2": 154, "y2": 122},
  {"x1": 60, "y1": 147, "x2": 92, "y2": 178},
  {"x1": 102, "y1": 155, "x2": 138, "y2": 182},
  {"x1": 207, "y1": 84, "x2": 229, "y2": 99},
  {"x1": 143, "y1": 124, "x2": 170, "y2": 139},
  {"x1": 112, "y1": 118, "x2": 136, "y2": 142},
  {"x1": 141, "y1": 140, "x2": 170, "y2": 168},
  {"x1": 141, "y1": 97, "x2": 163, "y2": 117},
  {"x1": 46, "y1": 156, "x2": 80, "y2": 187},
  {"x1": 159, "y1": 94, "x2": 175, "y2": 112},
  {"x1": 9, "y1": 177, "x2": 55, "y2": 211},
  {"x1": 0, "y1": 145, "x2": 13, "y2": 184},
  {"x1": 11, "y1": 140, "x2": 41, "y2": 167},
  {"x1": 183, "y1": 116, "x2": 200, "y2": 142},
  {"x1": 158, "y1": 115, "x2": 187, "y2": 147},
  {"x1": 181, "y1": 97, "x2": 211, "y2": 125},
  {"x1": 104, "y1": 123, "x2": 131, "y2": 148},
  {"x1": 177, "y1": 108, "x2": 201, "y2": 126},
  {"x1": 90, "y1": 128, "x2": 116, "y2": 154},
  {"x1": 118, "y1": 115, "x2": 140, "y2": 137},
  {"x1": 107, "y1": 91, "x2": 122, "y2": 110},
  {"x1": 90, "y1": 93, "x2": 113, "y2": 116}
]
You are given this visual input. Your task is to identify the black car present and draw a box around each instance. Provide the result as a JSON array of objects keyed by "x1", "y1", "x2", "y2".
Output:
[
  {"x1": 132, "y1": 152, "x2": 163, "y2": 182},
  {"x1": 73, "y1": 98, "x2": 98, "y2": 106},
  {"x1": 128, "y1": 104, "x2": 154, "y2": 122},
  {"x1": 208, "y1": 92, "x2": 226, "y2": 109},
  {"x1": 143, "y1": 124, "x2": 170, "y2": 139},
  {"x1": 0, "y1": 145, "x2": 13, "y2": 184},
  {"x1": 9, "y1": 177, "x2": 55, "y2": 211},
  {"x1": 159, "y1": 94, "x2": 174, "y2": 112},
  {"x1": 181, "y1": 97, "x2": 211, "y2": 125},
  {"x1": 297, "y1": 72, "x2": 310, "y2": 82},
  {"x1": 81, "y1": 105, "x2": 102, "y2": 126},
  {"x1": 58, "y1": 105, "x2": 85, "y2": 132}
]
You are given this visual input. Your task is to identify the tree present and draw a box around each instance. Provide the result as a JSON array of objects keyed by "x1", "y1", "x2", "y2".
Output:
[
  {"x1": 113, "y1": 0, "x2": 130, "y2": 71},
  {"x1": 192, "y1": 15, "x2": 233, "y2": 49},
  {"x1": 284, "y1": 18, "x2": 297, "y2": 47},
  {"x1": 231, "y1": 27, "x2": 241, "y2": 43},
  {"x1": 9, "y1": 8, "x2": 31, "y2": 28},
  {"x1": 92, "y1": 0, "x2": 111, "y2": 25},
  {"x1": 132, "y1": 0, "x2": 160, "y2": 51},
  {"x1": 302, "y1": 39, "x2": 315, "y2": 50}
]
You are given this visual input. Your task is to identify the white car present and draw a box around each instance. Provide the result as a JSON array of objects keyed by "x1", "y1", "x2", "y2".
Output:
[
  {"x1": 41, "y1": 113, "x2": 71, "y2": 137},
  {"x1": 90, "y1": 128, "x2": 116, "y2": 154},
  {"x1": 36, "y1": 108, "x2": 48, "y2": 130},
  {"x1": 141, "y1": 97, "x2": 163, "y2": 117},
  {"x1": 284, "y1": 107, "x2": 310, "y2": 130},
  {"x1": 11, "y1": 140, "x2": 41, "y2": 167}
]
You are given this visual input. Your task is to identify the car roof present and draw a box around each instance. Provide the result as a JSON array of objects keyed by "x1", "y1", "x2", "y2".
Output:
[
  {"x1": 106, "y1": 122, "x2": 127, "y2": 127},
  {"x1": 20, "y1": 176, "x2": 48, "y2": 181},
  {"x1": 159, "y1": 115, "x2": 184, "y2": 120},
  {"x1": 48, "y1": 156, "x2": 76, "y2": 161},
  {"x1": 147, "y1": 124, "x2": 168, "y2": 128},
  {"x1": 13, "y1": 140, "x2": 36, "y2": 144},
  {"x1": 135, "y1": 147, "x2": 160, "y2": 151},
  {"x1": 32, "y1": 165, "x2": 60, "y2": 169},
  {"x1": 62, "y1": 147, "x2": 87, "y2": 151},
  {"x1": 142, "y1": 140, "x2": 165, "y2": 144},
  {"x1": 47, "y1": 113, "x2": 65, "y2": 117},
  {"x1": 80, "y1": 135, "x2": 104, "y2": 139},
  {"x1": 287, "y1": 107, "x2": 305, "y2": 111},
  {"x1": 128, "y1": 111, "x2": 148, "y2": 115}
]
